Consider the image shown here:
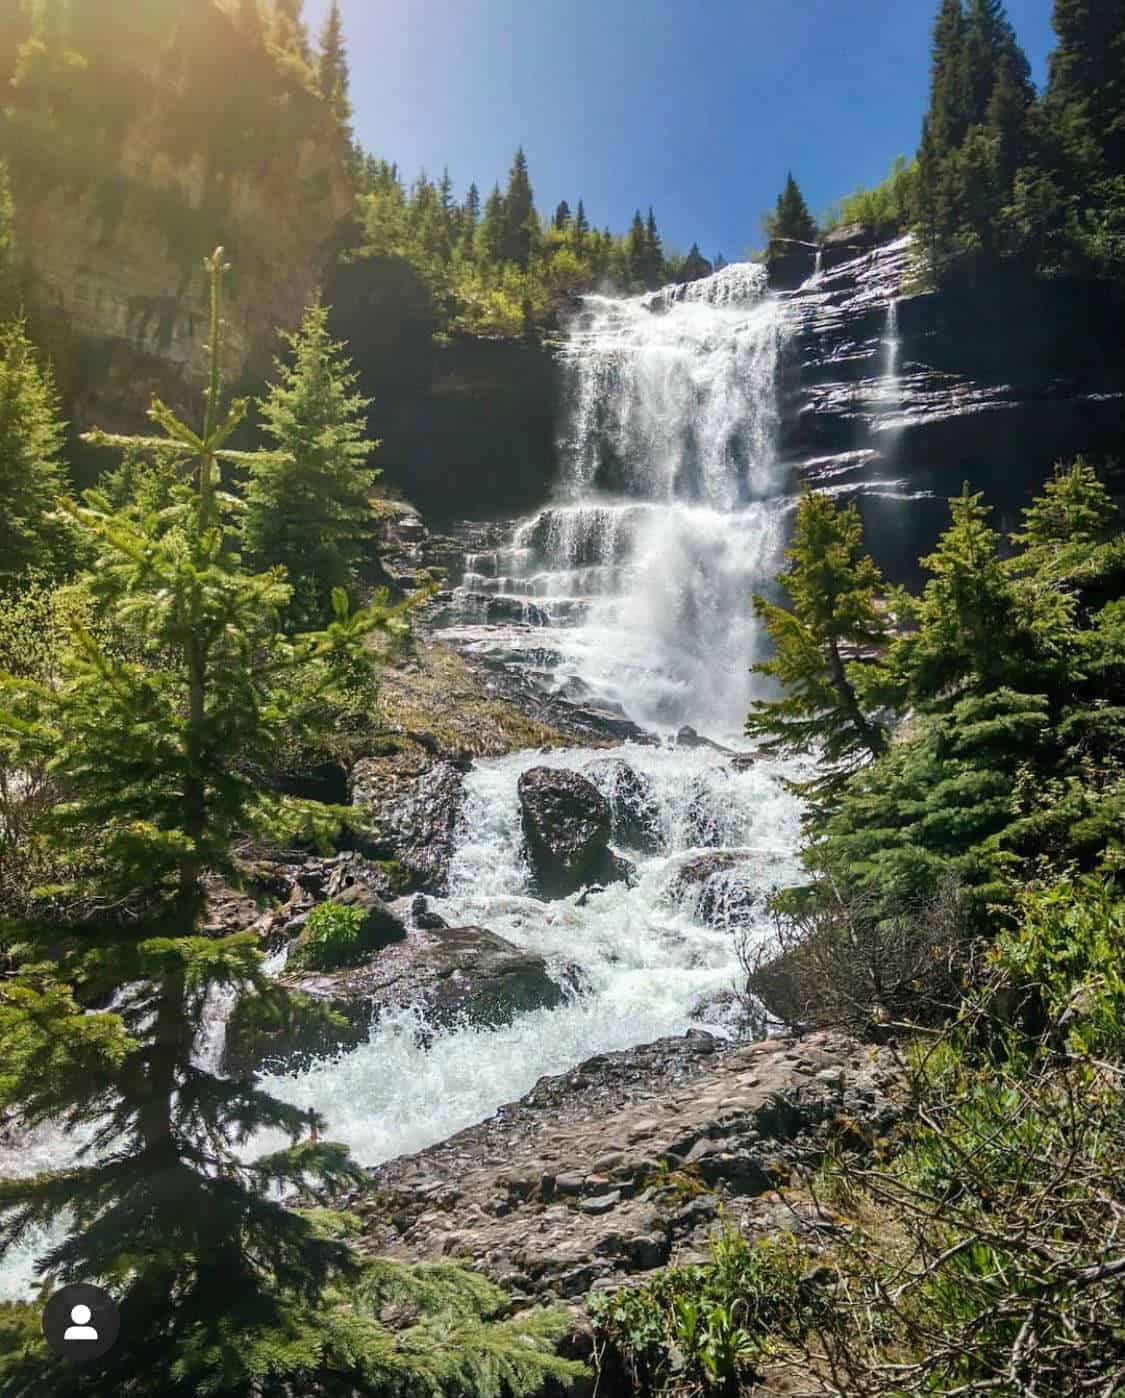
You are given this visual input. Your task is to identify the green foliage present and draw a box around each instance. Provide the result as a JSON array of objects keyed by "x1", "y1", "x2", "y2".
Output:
[
  {"x1": 821, "y1": 155, "x2": 919, "y2": 237},
  {"x1": 289, "y1": 899, "x2": 366, "y2": 971},
  {"x1": 0, "y1": 316, "x2": 73, "y2": 581},
  {"x1": 0, "y1": 252, "x2": 410, "y2": 1396},
  {"x1": 764, "y1": 172, "x2": 818, "y2": 247},
  {"x1": 243, "y1": 300, "x2": 380, "y2": 628},
  {"x1": 767, "y1": 463, "x2": 1125, "y2": 924},
  {"x1": 589, "y1": 1226, "x2": 816, "y2": 1395},
  {"x1": 352, "y1": 146, "x2": 683, "y2": 339},
  {"x1": 746, "y1": 490, "x2": 890, "y2": 807}
]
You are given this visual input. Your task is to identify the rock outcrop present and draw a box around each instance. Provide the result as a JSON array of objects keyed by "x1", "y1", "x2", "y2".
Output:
[
  {"x1": 5, "y1": 3, "x2": 353, "y2": 433},
  {"x1": 665, "y1": 851, "x2": 767, "y2": 931},
  {"x1": 583, "y1": 758, "x2": 663, "y2": 854},
  {"x1": 340, "y1": 1030, "x2": 901, "y2": 1304},
  {"x1": 518, "y1": 767, "x2": 635, "y2": 898},
  {"x1": 780, "y1": 235, "x2": 1124, "y2": 581},
  {"x1": 225, "y1": 924, "x2": 565, "y2": 1075}
]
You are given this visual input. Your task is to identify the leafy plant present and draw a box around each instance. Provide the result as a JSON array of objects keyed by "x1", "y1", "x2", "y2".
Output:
[{"x1": 289, "y1": 899, "x2": 368, "y2": 971}]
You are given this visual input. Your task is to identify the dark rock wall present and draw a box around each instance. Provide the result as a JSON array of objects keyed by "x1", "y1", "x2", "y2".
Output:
[
  {"x1": 780, "y1": 237, "x2": 1124, "y2": 582},
  {"x1": 326, "y1": 255, "x2": 560, "y2": 525}
]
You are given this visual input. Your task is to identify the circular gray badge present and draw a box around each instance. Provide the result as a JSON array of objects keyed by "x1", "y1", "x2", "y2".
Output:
[{"x1": 42, "y1": 1283, "x2": 120, "y2": 1363}]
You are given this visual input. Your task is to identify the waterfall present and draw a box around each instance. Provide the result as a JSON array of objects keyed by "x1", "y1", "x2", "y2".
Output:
[
  {"x1": 0, "y1": 263, "x2": 806, "y2": 1298},
  {"x1": 455, "y1": 262, "x2": 789, "y2": 738}
]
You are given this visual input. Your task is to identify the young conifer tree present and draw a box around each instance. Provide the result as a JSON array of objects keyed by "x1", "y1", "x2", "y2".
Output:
[
  {"x1": 243, "y1": 300, "x2": 378, "y2": 628},
  {"x1": 0, "y1": 316, "x2": 73, "y2": 582},
  {"x1": 0, "y1": 251, "x2": 406, "y2": 1396},
  {"x1": 746, "y1": 489, "x2": 890, "y2": 807}
]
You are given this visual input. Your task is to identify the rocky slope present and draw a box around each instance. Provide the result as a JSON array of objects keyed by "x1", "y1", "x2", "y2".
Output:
[
  {"x1": 3, "y1": 2, "x2": 353, "y2": 434},
  {"x1": 337, "y1": 1030, "x2": 900, "y2": 1309}
]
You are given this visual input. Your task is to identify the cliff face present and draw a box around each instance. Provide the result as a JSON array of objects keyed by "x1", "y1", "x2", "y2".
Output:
[
  {"x1": 3, "y1": 2, "x2": 353, "y2": 434},
  {"x1": 778, "y1": 236, "x2": 1124, "y2": 578}
]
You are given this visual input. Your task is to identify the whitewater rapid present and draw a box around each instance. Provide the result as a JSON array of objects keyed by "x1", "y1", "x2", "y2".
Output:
[{"x1": 0, "y1": 258, "x2": 806, "y2": 1298}]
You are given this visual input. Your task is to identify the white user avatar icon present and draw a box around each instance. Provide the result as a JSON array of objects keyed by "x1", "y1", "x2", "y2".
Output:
[{"x1": 63, "y1": 1303, "x2": 98, "y2": 1341}]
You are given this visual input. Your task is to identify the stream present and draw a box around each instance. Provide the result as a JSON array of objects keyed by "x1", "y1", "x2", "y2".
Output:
[{"x1": 2, "y1": 259, "x2": 807, "y2": 1297}]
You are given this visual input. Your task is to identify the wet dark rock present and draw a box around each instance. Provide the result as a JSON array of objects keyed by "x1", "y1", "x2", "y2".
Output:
[
  {"x1": 778, "y1": 236, "x2": 1124, "y2": 585},
  {"x1": 518, "y1": 767, "x2": 632, "y2": 898},
  {"x1": 350, "y1": 759, "x2": 466, "y2": 894},
  {"x1": 411, "y1": 894, "x2": 449, "y2": 930},
  {"x1": 583, "y1": 758, "x2": 663, "y2": 854},
  {"x1": 321, "y1": 855, "x2": 410, "y2": 949},
  {"x1": 225, "y1": 926, "x2": 564, "y2": 1075},
  {"x1": 666, "y1": 851, "x2": 765, "y2": 931},
  {"x1": 684, "y1": 771, "x2": 730, "y2": 847},
  {"x1": 675, "y1": 725, "x2": 735, "y2": 755}
]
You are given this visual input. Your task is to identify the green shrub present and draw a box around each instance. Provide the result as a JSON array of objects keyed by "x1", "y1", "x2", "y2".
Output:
[{"x1": 289, "y1": 899, "x2": 368, "y2": 971}]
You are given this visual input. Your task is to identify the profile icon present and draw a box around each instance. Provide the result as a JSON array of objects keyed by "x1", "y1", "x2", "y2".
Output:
[
  {"x1": 64, "y1": 1303, "x2": 98, "y2": 1341},
  {"x1": 42, "y1": 1283, "x2": 120, "y2": 1362}
]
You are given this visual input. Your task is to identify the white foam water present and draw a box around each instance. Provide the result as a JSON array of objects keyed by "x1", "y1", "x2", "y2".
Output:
[{"x1": 0, "y1": 260, "x2": 805, "y2": 1296}]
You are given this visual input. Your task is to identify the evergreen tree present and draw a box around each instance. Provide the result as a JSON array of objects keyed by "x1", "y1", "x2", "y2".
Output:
[
  {"x1": 681, "y1": 242, "x2": 713, "y2": 282},
  {"x1": 1045, "y1": 0, "x2": 1125, "y2": 179},
  {"x1": 928, "y1": 0, "x2": 972, "y2": 155},
  {"x1": 627, "y1": 209, "x2": 647, "y2": 286},
  {"x1": 644, "y1": 206, "x2": 664, "y2": 287},
  {"x1": 479, "y1": 182, "x2": 506, "y2": 264},
  {"x1": 768, "y1": 174, "x2": 818, "y2": 244},
  {"x1": 273, "y1": 0, "x2": 310, "y2": 60},
  {"x1": 573, "y1": 197, "x2": 589, "y2": 254},
  {"x1": 0, "y1": 316, "x2": 71, "y2": 582},
  {"x1": 553, "y1": 199, "x2": 572, "y2": 231},
  {"x1": 0, "y1": 252, "x2": 400, "y2": 1395},
  {"x1": 438, "y1": 165, "x2": 455, "y2": 230},
  {"x1": 746, "y1": 490, "x2": 890, "y2": 806},
  {"x1": 316, "y1": 0, "x2": 351, "y2": 131},
  {"x1": 501, "y1": 147, "x2": 535, "y2": 267},
  {"x1": 243, "y1": 301, "x2": 378, "y2": 628}
]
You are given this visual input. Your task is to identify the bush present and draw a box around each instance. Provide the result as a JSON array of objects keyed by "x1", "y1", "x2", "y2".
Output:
[
  {"x1": 289, "y1": 899, "x2": 368, "y2": 971},
  {"x1": 740, "y1": 879, "x2": 967, "y2": 1037},
  {"x1": 723, "y1": 877, "x2": 1125, "y2": 1397},
  {"x1": 589, "y1": 1226, "x2": 816, "y2": 1396}
]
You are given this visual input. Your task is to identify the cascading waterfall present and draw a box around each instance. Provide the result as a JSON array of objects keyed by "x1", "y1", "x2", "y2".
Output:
[
  {"x1": 455, "y1": 260, "x2": 789, "y2": 736},
  {"x1": 0, "y1": 262, "x2": 806, "y2": 1297}
]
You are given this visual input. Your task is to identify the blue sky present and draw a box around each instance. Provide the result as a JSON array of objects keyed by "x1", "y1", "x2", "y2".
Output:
[{"x1": 305, "y1": 0, "x2": 1056, "y2": 261}]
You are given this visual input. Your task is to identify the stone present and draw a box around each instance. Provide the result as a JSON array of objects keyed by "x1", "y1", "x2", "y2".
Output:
[
  {"x1": 675, "y1": 726, "x2": 735, "y2": 755},
  {"x1": 226, "y1": 925, "x2": 563, "y2": 1075},
  {"x1": 583, "y1": 758, "x2": 663, "y2": 854},
  {"x1": 578, "y1": 1191, "x2": 621, "y2": 1216},
  {"x1": 518, "y1": 766, "x2": 632, "y2": 898},
  {"x1": 350, "y1": 759, "x2": 467, "y2": 895},
  {"x1": 666, "y1": 851, "x2": 765, "y2": 931}
]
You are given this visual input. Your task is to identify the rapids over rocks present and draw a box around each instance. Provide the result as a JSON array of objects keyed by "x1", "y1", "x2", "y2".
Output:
[{"x1": 0, "y1": 258, "x2": 840, "y2": 1297}]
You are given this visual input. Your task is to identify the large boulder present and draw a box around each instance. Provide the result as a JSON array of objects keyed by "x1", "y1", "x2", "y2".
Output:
[
  {"x1": 349, "y1": 758, "x2": 467, "y2": 893},
  {"x1": 518, "y1": 767, "x2": 634, "y2": 898},
  {"x1": 666, "y1": 851, "x2": 766, "y2": 931},
  {"x1": 224, "y1": 925, "x2": 565, "y2": 1075},
  {"x1": 583, "y1": 758, "x2": 663, "y2": 854}
]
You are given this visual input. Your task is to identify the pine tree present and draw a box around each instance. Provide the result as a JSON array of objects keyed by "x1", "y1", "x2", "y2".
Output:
[
  {"x1": 746, "y1": 490, "x2": 890, "y2": 805},
  {"x1": 501, "y1": 147, "x2": 535, "y2": 267},
  {"x1": 681, "y1": 242, "x2": 713, "y2": 282},
  {"x1": 317, "y1": 0, "x2": 351, "y2": 132},
  {"x1": 928, "y1": 0, "x2": 972, "y2": 155},
  {"x1": 0, "y1": 316, "x2": 71, "y2": 582},
  {"x1": 627, "y1": 209, "x2": 647, "y2": 286},
  {"x1": 243, "y1": 301, "x2": 378, "y2": 628},
  {"x1": 573, "y1": 197, "x2": 589, "y2": 255},
  {"x1": 0, "y1": 252, "x2": 404, "y2": 1395},
  {"x1": 479, "y1": 183, "x2": 506, "y2": 263},
  {"x1": 553, "y1": 199, "x2": 572, "y2": 231},
  {"x1": 1045, "y1": 0, "x2": 1125, "y2": 182},
  {"x1": 644, "y1": 206, "x2": 664, "y2": 287},
  {"x1": 768, "y1": 174, "x2": 818, "y2": 244},
  {"x1": 273, "y1": 0, "x2": 310, "y2": 61}
]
